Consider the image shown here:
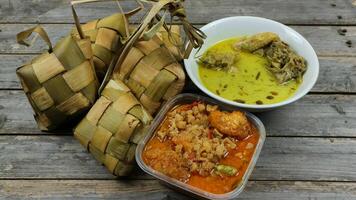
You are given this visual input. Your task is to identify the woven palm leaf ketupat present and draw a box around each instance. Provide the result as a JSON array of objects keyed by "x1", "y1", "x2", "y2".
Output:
[
  {"x1": 104, "y1": 0, "x2": 206, "y2": 115},
  {"x1": 71, "y1": 0, "x2": 205, "y2": 176},
  {"x1": 74, "y1": 79, "x2": 152, "y2": 176},
  {"x1": 70, "y1": 0, "x2": 143, "y2": 80},
  {"x1": 157, "y1": 25, "x2": 183, "y2": 61},
  {"x1": 114, "y1": 35, "x2": 185, "y2": 114},
  {"x1": 16, "y1": 25, "x2": 99, "y2": 131}
]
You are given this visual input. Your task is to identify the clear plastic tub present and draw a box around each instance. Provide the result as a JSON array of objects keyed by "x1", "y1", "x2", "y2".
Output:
[{"x1": 136, "y1": 93, "x2": 266, "y2": 199}]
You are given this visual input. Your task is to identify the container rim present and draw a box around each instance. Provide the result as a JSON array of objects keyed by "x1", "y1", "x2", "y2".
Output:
[{"x1": 136, "y1": 93, "x2": 266, "y2": 199}]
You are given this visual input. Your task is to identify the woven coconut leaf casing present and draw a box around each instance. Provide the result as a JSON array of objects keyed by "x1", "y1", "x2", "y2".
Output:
[
  {"x1": 106, "y1": 0, "x2": 205, "y2": 115},
  {"x1": 156, "y1": 25, "x2": 182, "y2": 61},
  {"x1": 16, "y1": 28, "x2": 99, "y2": 131},
  {"x1": 72, "y1": 19, "x2": 181, "y2": 80},
  {"x1": 71, "y1": 13, "x2": 130, "y2": 80},
  {"x1": 113, "y1": 35, "x2": 185, "y2": 114},
  {"x1": 74, "y1": 79, "x2": 152, "y2": 176}
]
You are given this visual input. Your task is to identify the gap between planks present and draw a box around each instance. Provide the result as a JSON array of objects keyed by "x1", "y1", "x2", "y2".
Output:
[
  {"x1": 3, "y1": 22, "x2": 356, "y2": 26},
  {"x1": 1, "y1": 93, "x2": 355, "y2": 136},
  {"x1": 2, "y1": 89, "x2": 356, "y2": 95},
  {"x1": 1, "y1": 180, "x2": 356, "y2": 200},
  {"x1": 1, "y1": 53, "x2": 356, "y2": 57},
  {"x1": 1, "y1": 133, "x2": 356, "y2": 139},
  {"x1": 1, "y1": 178, "x2": 356, "y2": 183},
  {"x1": 1, "y1": 136, "x2": 356, "y2": 181},
  {"x1": 1, "y1": 0, "x2": 356, "y2": 25}
]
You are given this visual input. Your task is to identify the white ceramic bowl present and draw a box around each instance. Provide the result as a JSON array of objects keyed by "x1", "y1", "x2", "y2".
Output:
[{"x1": 184, "y1": 16, "x2": 319, "y2": 112}]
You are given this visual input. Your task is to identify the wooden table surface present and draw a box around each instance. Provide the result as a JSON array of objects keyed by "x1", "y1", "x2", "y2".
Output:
[{"x1": 1, "y1": 0, "x2": 356, "y2": 199}]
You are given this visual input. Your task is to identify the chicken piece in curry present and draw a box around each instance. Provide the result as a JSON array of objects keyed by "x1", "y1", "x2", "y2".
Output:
[{"x1": 209, "y1": 110, "x2": 251, "y2": 139}]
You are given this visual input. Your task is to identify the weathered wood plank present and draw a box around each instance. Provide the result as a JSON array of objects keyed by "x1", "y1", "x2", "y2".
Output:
[
  {"x1": 1, "y1": 91, "x2": 355, "y2": 136},
  {"x1": 0, "y1": 24, "x2": 72, "y2": 54},
  {"x1": 1, "y1": 1, "x2": 355, "y2": 199},
  {"x1": 1, "y1": 0, "x2": 356, "y2": 25},
  {"x1": 2, "y1": 24, "x2": 356, "y2": 56},
  {"x1": 0, "y1": 180, "x2": 189, "y2": 200},
  {"x1": 1, "y1": 180, "x2": 356, "y2": 200},
  {"x1": 241, "y1": 181, "x2": 356, "y2": 200},
  {"x1": 257, "y1": 94, "x2": 356, "y2": 137},
  {"x1": 1, "y1": 135, "x2": 356, "y2": 181},
  {"x1": 3, "y1": 55, "x2": 356, "y2": 92},
  {"x1": 0, "y1": 55, "x2": 32, "y2": 90}
]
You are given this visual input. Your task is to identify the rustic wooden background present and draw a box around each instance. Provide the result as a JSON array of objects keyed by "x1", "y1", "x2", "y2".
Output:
[{"x1": 0, "y1": 0, "x2": 356, "y2": 199}]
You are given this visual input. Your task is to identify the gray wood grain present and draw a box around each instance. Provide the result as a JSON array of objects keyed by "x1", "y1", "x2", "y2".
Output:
[
  {"x1": 257, "y1": 95, "x2": 356, "y2": 137},
  {"x1": 0, "y1": 180, "x2": 190, "y2": 200},
  {"x1": 241, "y1": 181, "x2": 356, "y2": 200},
  {"x1": 1, "y1": 91, "x2": 355, "y2": 137},
  {"x1": 1, "y1": 0, "x2": 356, "y2": 25},
  {"x1": 2, "y1": 24, "x2": 356, "y2": 56},
  {"x1": 1, "y1": 135, "x2": 356, "y2": 181},
  {"x1": 1, "y1": 180, "x2": 356, "y2": 200},
  {"x1": 1, "y1": 0, "x2": 356, "y2": 199},
  {"x1": 0, "y1": 55, "x2": 32, "y2": 90}
]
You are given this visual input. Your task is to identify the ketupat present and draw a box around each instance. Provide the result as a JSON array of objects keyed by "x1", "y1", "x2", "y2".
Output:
[
  {"x1": 113, "y1": 35, "x2": 186, "y2": 114},
  {"x1": 71, "y1": 0, "x2": 143, "y2": 81},
  {"x1": 156, "y1": 25, "x2": 183, "y2": 61},
  {"x1": 16, "y1": 25, "x2": 99, "y2": 131},
  {"x1": 72, "y1": 0, "x2": 205, "y2": 177},
  {"x1": 74, "y1": 79, "x2": 152, "y2": 176},
  {"x1": 106, "y1": 0, "x2": 205, "y2": 115}
]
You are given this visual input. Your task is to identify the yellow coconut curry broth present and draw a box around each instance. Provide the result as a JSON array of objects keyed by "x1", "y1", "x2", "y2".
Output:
[{"x1": 198, "y1": 35, "x2": 305, "y2": 105}]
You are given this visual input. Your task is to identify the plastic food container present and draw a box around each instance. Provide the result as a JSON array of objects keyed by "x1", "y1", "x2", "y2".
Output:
[{"x1": 136, "y1": 93, "x2": 266, "y2": 199}]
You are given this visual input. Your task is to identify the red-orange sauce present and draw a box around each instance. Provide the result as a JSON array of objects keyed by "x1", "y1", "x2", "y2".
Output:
[
  {"x1": 187, "y1": 130, "x2": 259, "y2": 194},
  {"x1": 142, "y1": 105, "x2": 260, "y2": 194}
]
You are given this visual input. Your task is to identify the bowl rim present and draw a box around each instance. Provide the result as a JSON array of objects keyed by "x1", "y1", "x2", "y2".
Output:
[{"x1": 184, "y1": 16, "x2": 319, "y2": 109}]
